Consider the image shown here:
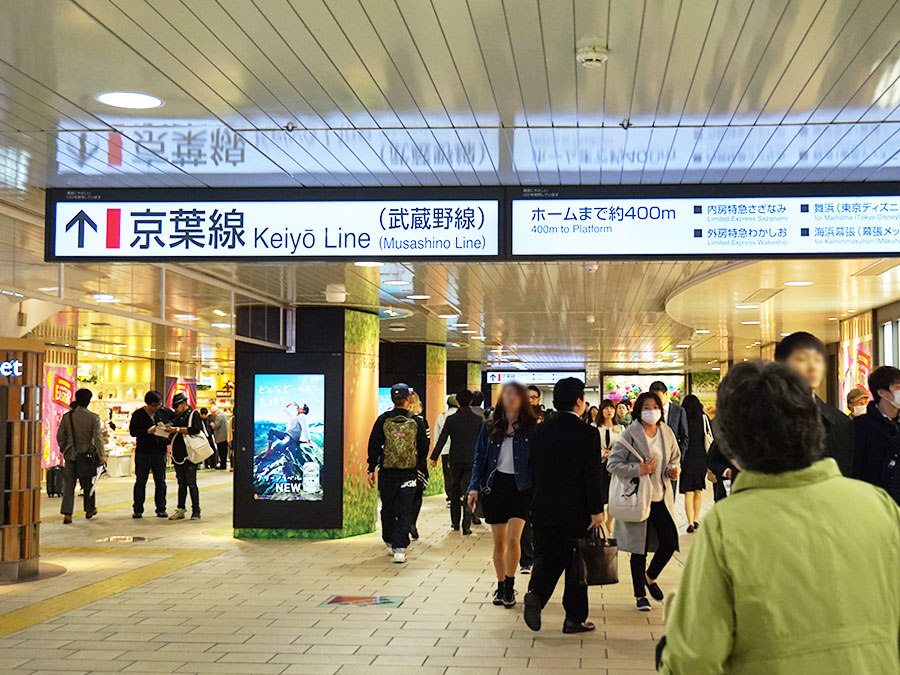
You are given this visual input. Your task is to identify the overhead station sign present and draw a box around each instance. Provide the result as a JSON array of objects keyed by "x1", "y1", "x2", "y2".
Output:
[
  {"x1": 46, "y1": 189, "x2": 500, "y2": 261},
  {"x1": 486, "y1": 371, "x2": 586, "y2": 385},
  {"x1": 512, "y1": 193, "x2": 900, "y2": 257}
]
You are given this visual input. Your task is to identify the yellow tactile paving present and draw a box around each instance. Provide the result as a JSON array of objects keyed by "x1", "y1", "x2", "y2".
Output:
[
  {"x1": 41, "y1": 479, "x2": 233, "y2": 523},
  {"x1": 0, "y1": 546, "x2": 223, "y2": 637}
]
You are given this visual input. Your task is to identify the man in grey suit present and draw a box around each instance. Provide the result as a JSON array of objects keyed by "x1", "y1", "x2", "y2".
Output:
[
  {"x1": 649, "y1": 382, "x2": 689, "y2": 493},
  {"x1": 57, "y1": 388, "x2": 106, "y2": 523}
]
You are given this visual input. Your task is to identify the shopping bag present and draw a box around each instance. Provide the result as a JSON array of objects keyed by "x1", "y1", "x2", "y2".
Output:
[
  {"x1": 573, "y1": 526, "x2": 618, "y2": 586},
  {"x1": 185, "y1": 411, "x2": 214, "y2": 464},
  {"x1": 608, "y1": 438, "x2": 652, "y2": 522}
]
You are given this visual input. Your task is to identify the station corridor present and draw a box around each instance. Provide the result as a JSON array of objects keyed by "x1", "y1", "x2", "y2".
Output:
[{"x1": 0, "y1": 472, "x2": 710, "y2": 674}]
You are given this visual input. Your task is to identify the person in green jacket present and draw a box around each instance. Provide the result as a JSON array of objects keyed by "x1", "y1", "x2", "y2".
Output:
[{"x1": 659, "y1": 360, "x2": 900, "y2": 675}]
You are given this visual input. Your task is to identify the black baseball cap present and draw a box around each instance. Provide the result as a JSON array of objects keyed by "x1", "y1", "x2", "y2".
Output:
[{"x1": 390, "y1": 383, "x2": 411, "y2": 400}]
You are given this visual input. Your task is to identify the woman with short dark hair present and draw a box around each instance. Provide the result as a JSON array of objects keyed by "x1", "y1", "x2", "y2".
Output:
[
  {"x1": 607, "y1": 391, "x2": 681, "y2": 612},
  {"x1": 658, "y1": 360, "x2": 900, "y2": 673},
  {"x1": 679, "y1": 394, "x2": 709, "y2": 532}
]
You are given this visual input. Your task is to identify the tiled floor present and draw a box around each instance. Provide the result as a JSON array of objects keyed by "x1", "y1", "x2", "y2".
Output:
[{"x1": 1, "y1": 469, "x2": 712, "y2": 674}]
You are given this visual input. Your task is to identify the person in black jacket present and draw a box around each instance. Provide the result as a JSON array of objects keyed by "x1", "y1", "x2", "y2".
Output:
[
  {"x1": 705, "y1": 441, "x2": 739, "y2": 502},
  {"x1": 852, "y1": 366, "x2": 900, "y2": 503},
  {"x1": 164, "y1": 392, "x2": 204, "y2": 521},
  {"x1": 524, "y1": 377, "x2": 605, "y2": 635},
  {"x1": 129, "y1": 390, "x2": 168, "y2": 518},
  {"x1": 430, "y1": 388, "x2": 484, "y2": 534},
  {"x1": 367, "y1": 383, "x2": 429, "y2": 564},
  {"x1": 775, "y1": 332, "x2": 854, "y2": 475}
]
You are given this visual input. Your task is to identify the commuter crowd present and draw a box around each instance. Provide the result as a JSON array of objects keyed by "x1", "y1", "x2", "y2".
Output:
[
  {"x1": 56, "y1": 388, "x2": 230, "y2": 523},
  {"x1": 366, "y1": 331, "x2": 900, "y2": 672}
]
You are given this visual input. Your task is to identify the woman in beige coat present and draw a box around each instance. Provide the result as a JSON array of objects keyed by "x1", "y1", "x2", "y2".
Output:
[{"x1": 607, "y1": 391, "x2": 680, "y2": 612}]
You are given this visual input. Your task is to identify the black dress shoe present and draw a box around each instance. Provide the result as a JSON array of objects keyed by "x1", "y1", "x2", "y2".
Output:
[
  {"x1": 451, "y1": 524, "x2": 460, "y2": 531},
  {"x1": 472, "y1": 516, "x2": 482, "y2": 525},
  {"x1": 132, "y1": 513, "x2": 142, "y2": 519},
  {"x1": 523, "y1": 591, "x2": 542, "y2": 631},
  {"x1": 686, "y1": 524, "x2": 695, "y2": 533},
  {"x1": 562, "y1": 619, "x2": 596, "y2": 634}
]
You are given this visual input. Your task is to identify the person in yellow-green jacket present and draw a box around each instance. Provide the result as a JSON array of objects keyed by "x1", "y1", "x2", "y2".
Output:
[{"x1": 658, "y1": 360, "x2": 900, "y2": 675}]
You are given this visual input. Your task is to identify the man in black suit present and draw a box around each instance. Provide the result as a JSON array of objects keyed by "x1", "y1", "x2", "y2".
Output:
[
  {"x1": 649, "y1": 381, "x2": 689, "y2": 457},
  {"x1": 775, "y1": 332, "x2": 854, "y2": 475},
  {"x1": 430, "y1": 388, "x2": 484, "y2": 534},
  {"x1": 524, "y1": 377, "x2": 605, "y2": 635}
]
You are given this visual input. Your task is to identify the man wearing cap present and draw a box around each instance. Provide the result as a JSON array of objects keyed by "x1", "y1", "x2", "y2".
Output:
[
  {"x1": 367, "y1": 383, "x2": 429, "y2": 563},
  {"x1": 847, "y1": 387, "x2": 870, "y2": 418}
]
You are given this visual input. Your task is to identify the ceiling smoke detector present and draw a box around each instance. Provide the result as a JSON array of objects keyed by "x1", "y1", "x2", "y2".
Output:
[{"x1": 576, "y1": 38, "x2": 608, "y2": 68}]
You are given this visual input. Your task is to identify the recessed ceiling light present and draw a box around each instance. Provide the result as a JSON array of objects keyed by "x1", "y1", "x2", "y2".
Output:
[
  {"x1": 675, "y1": 344, "x2": 691, "y2": 348},
  {"x1": 173, "y1": 313, "x2": 198, "y2": 321},
  {"x1": 96, "y1": 91, "x2": 163, "y2": 109},
  {"x1": 167, "y1": 351, "x2": 179, "y2": 355},
  {"x1": 735, "y1": 304, "x2": 759, "y2": 309},
  {"x1": 92, "y1": 293, "x2": 118, "y2": 303},
  {"x1": 784, "y1": 280, "x2": 813, "y2": 287},
  {"x1": 741, "y1": 320, "x2": 761, "y2": 325},
  {"x1": 848, "y1": 309, "x2": 856, "y2": 313},
  {"x1": 460, "y1": 330, "x2": 478, "y2": 334},
  {"x1": 781, "y1": 332, "x2": 791, "y2": 337},
  {"x1": 212, "y1": 309, "x2": 228, "y2": 317},
  {"x1": 828, "y1": 317, "x2": 838, "y2": 321},
  {"x1": 695, "y1": 329, "x2": 711, "y2": 334},
  {"x1": 354, "y1": 261, "x2": 384, "y2": 268},
  {"x1": 388, "y1": 325, "x2": 406, "y2": 332},
  {"x1": 383, "y1": 280, "x2": 410, "y2": 287},
  {"x1": 711, "y1": 367, "x2": 721, "y2": 371},
  {"x1": 472, "y1": 335, "x2": 486, "y2": 340},
  {"x1": 38, "y1": 286, "x2": 58, "y2": 292},
  {"x1": 451, "y1": 323, "x2": 469, "y2": 328},
  {"x1": 406, "y1": 294, "x2": 430, "y2": 300},
  {"x1": 211, "y1": 322, "x2": 231, "y2": 329},
  {"x1": 115, "y1": 343, "x2": 127, "y2": 348},
  {"x1": 438, "y1": 314, "x2": 457, "y2": 319}
]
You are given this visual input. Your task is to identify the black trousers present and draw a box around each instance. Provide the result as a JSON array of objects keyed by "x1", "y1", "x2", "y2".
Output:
[
  {"x1": 448, "y1": 462, "x2": 473, "y2": 530},
  {"x1": 133, "y1": 451, "x2": 167, "y2": 515},
  {"x1": 528, "y1": 526, "x2": 588, "y2": 623},
  {"x1": 411, "y1": 480, "x2": 424, "y2": 529},
  {"x1": 61, "y1": 456, "x2": 97, "y2": 516},
  {"x1": 519, "y1": 518, "x2": 535, "y2": 567},
  {"x1": 174, "y1": 461, "x2": 200, "y2": 515},
  {"x1": 630, "y1": 500, "x2": 678, "y2": 597},
  {"x1": 442, "y1": 455, "x2": 452, "y2": 499},
  {"x1": 379, "y1": 469, "x2": 416, "y2": 550},
  {"x1": 216, "y1": 441, "x2": 229, "y2": 470}
]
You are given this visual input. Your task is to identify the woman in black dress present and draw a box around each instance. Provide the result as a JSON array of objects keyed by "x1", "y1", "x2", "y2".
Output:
[{"x1": 679, "y1": 394, "x2": 708, "y2": 532}]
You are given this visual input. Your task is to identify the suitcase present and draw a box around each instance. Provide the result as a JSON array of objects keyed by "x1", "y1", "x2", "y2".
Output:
[{"x1": 46, "y1": 465, "x2": 63, "y2": 497}]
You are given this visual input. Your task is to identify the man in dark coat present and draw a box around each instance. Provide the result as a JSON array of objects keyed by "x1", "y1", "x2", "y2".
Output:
[
  {"x1": 775, "y1": 332, "x2": 854, "y2": 475},
  {"x1": 852, "y1": 365, "x2": 900, "y2": 503},
  {"x1": 524, "y1": 377, "x2": 605, "y2": 635}
]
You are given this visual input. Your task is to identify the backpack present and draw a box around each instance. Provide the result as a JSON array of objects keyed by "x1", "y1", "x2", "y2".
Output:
[{"x1": 382, "y1": 415, "x2": 419, "y2": 469}]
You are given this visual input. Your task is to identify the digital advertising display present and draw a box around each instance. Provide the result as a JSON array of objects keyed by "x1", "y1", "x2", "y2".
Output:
[
  {"x1": 378, "y1": 387, "x2": 394, "y2": 414},
  {"x1": 253, "y1": 374, "x2": 325, "y2": 501},
  {"x1": 46, "y1": 188, "x2": 500, "y2": 261},
  {"x1": 601, "y1": 374, "x2": 686, "y2": 406}
]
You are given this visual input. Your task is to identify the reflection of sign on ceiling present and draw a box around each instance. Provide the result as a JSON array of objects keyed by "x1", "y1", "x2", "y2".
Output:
[
  {"x1": 47, "y1": 189, "x2": 501, "y2": 261},
  {"x1": 0, "y1": 360, "x2": 23, "y2": 378},
  {"x1": 486, "y1": 371, "x2": 586, "y2": 385},
  {"x1": 318, "y1": 595, "x2": 405, "y2": 608},
  {"x1": 513, "y1": 193, "x2": 900, "y2": 257}
]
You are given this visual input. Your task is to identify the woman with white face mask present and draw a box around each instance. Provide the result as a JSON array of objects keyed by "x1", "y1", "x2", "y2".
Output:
[{"x1": 607, "y1": 391, "x2": 681, "y2": 612}]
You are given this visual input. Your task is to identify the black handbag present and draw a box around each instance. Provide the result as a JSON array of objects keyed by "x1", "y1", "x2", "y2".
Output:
[{"x1": 573, "y1": 526, "x2": 619, "y2": 586}]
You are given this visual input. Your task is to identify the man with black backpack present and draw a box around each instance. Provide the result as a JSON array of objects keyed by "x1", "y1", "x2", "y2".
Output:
[
  {"x1": 853, "y1": 366, "x2": 900, "y2": 504},
  {"x1": 367, "y1": 383, "x2": 429, "y2": 564}
]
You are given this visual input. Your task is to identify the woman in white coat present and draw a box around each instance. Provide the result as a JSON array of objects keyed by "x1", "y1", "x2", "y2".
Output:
[{"x1": 607, "y1": 391, "x2": 681, "y2": 612}]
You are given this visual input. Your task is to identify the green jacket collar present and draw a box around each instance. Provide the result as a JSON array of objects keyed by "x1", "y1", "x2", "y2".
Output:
[{"x1": 731, "y1": 458, "x2": 841, "y2": 494}]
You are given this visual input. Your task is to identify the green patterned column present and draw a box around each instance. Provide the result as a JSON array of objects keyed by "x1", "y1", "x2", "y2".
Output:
[
  {"x1": 424, "y1": 344, "x2": 447, "y2": 497},
  {"x1": 467, "y1": 362, "x2": 481, "y2": 391}
]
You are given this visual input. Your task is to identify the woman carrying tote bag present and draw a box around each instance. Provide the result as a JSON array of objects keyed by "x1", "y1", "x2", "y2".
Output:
[{"x1": 607, "y1": 391, "x2": 681, "y2": 612}]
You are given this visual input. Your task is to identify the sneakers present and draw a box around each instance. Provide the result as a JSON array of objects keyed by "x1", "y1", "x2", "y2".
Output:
[
  {"x1": 190, "y1": 513, "x2": 201, "y2": 520},
  {"x1": 393, "y1": 549, "x2": 407, "y2": 564},
  {"x1": 156, "y1": 511, "x2": 168, "y2": 518},
  {"x1": 492, "y1": 581, "x2": 505, "y2": 606},
  {"x1": 519, "y1": 565, "x2": 532, "y2": 575},
  {"x1": 386, "y1": 544, "x2": 395, "y2": 556},
  {"x1": 502, "y1": 577, "x2": 516, "y2": 608},
  {"x1": 645, "y1": 575, "x2": 664, "y2": 602},
  {"x1": 169, "y1": 508, "x2": 186, "y2": 520},
  {"x1": 636, "y1": 597, "x2": 651, "y2": 611},
  {"x1": 523, "y1": 591, "x2": 542, "y2": 631},
  {"x1": 132, "y1": 513, "x2": 142, "y2": 519},
  {"x1": 462, "y1": 527, "x2": 472, "y2": 535}
]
